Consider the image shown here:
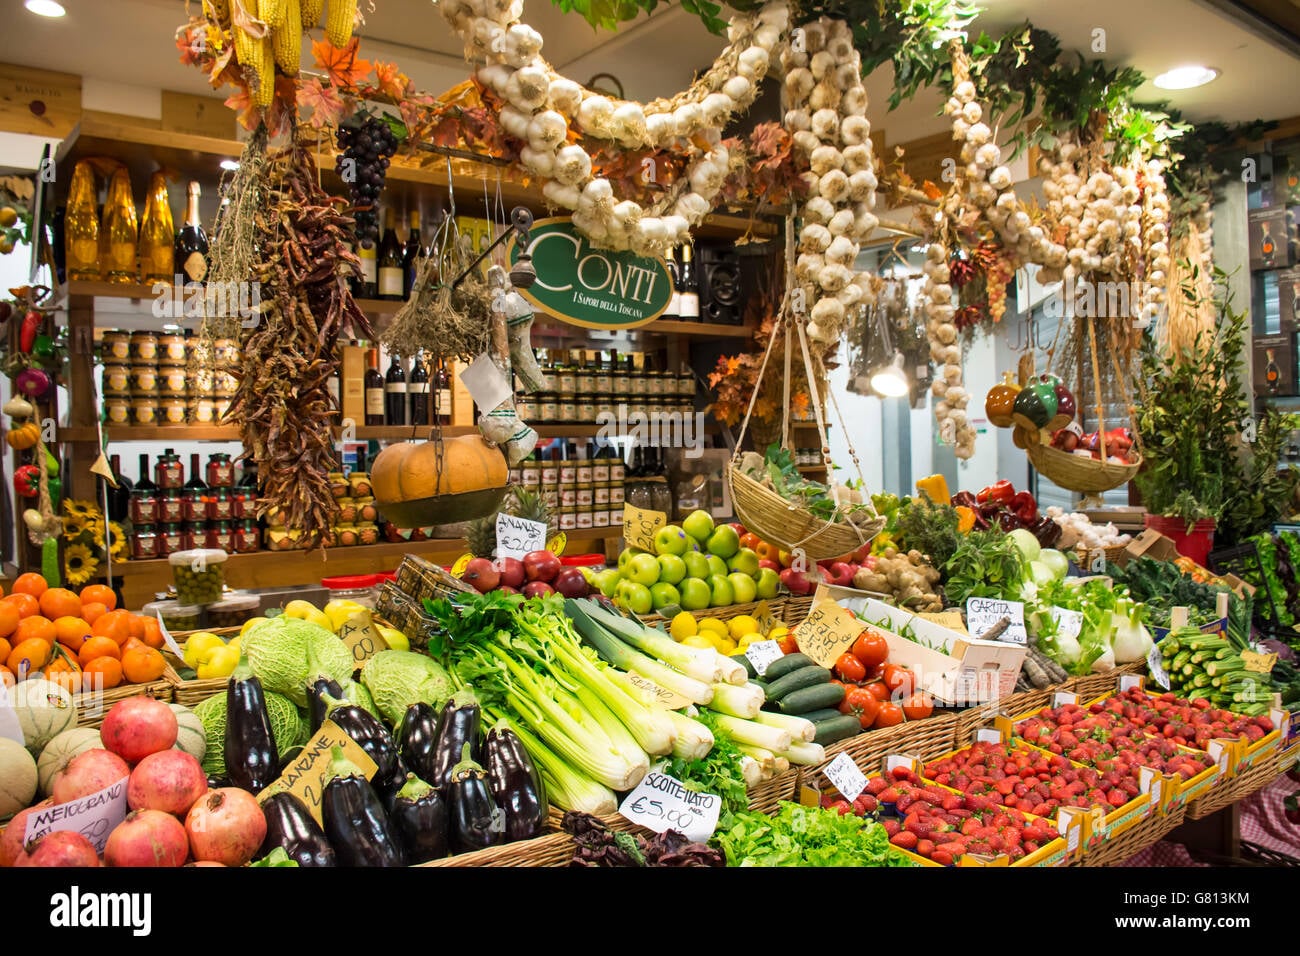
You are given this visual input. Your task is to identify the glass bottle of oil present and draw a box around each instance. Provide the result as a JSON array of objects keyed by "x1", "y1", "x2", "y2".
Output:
[
  {"x1": 138, "y1": 171, "x2": 175, "y2": 285},
  {"x1": 65, "y1": 161, "x2": 101, "y2": 281},
  {"x1": 101, "y1": 167, "x2": 139, "y2": 284}
]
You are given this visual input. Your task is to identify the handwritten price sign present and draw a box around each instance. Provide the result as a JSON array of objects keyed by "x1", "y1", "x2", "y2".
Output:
[
  {"x1": 25, "y1": 778, "x2": 129, "y2": 853},
  {"x1": 618, "y1": 770, "x2": 721, "y2": 843},
  {"x1": 337, "y1": 609, "x2": 389, "y2": 666},
  {"x1": 793, "y1": 599, "x2": 864, "y2": 668},
  {"x1": 258, "y1": 720, "x2": 378, "y2": 825},
  {"x1": 496, "y1": 513, "x2": 547, "y2": 560},
  {"x1": 822, "y1": 752, "x2": 868, "y2": 803},
  {"x1": 623, "y1": 504, "x2": 668, "y2": 552},
  {"x1": 744, "y1": 640, "x2": 784, "y2": 677}
]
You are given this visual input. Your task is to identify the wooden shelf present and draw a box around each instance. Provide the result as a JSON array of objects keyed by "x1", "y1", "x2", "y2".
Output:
[
  {"x1": 797, "y1": 465, "x2": 828, "y2": 474},
  {"x1": 59, "y1": 423, "x2": 604, "y2": 443}
]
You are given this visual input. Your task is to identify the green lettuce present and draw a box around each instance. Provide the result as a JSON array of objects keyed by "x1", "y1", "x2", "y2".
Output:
[{"x1": 714, "y1": 802, "x2": 906, "y2": 867}]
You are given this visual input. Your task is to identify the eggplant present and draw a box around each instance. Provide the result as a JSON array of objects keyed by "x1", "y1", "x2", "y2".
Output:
[
  {"x1": 225, "y1": 657, "x2": 279, "y2": 794},
  {"x1": 260, "y1": 791, "x2": 336, "y2": 867},
  {"x1": 277, "y1": 746, "x2": 304, "y2": 774},
  {"x1": 307, "y1": 677, "x2": 345, "y2": 734},
  {"x1": 429, "y1": 688, "x2": 481, "y2": 792},
  {"x1": 397, "y1": 702, "x2": 441, "y2": 785},
  {"x1": 321, "y1": 746, "x2": 406, "y2": 867},
  {"x1": 389, "y1": 772, "x2": 449, "y2": 864},
  {"x1": 483, "y1": 722, "x2": 546, "y2": 842},
  {"x1": 447, "y1": 743, "x2": 505, "y2": 854},
  {"x1": 321, "y1": 691, "x2": 400, "y2": 787}
]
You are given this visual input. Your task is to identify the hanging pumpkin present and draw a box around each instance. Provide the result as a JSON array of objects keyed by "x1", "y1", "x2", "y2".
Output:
[
  {"x1": 6, "y1": 422, "x2": 40, "y2": 450},
  {"x1": 372, "y1": 437, "x2": 509, "y2": 506}
]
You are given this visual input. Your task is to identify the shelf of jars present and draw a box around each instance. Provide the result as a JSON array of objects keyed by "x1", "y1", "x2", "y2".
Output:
[{"x1": 56, "y1": 423, "x2": 611, "y2": 443}]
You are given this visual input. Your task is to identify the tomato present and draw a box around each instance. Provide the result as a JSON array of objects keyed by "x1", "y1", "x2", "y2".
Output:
[
  {"x1": 839, "y1": 686, "x2": 881, "y2": 729},
  {"x1": 739, "y1": 532, "x2": 761, "y2": 551},
  {"x1": 902, "y1": 693, "x2": 934, "y2": 721},
  {"x1": 834, "y1": 652, "x2": 867, "y2": 683},
  {"x1": 851, "y1": 630, "x2": 889, "y2": 669},
  {"x1": 882, "y1": 663, "x2": 916, "y2": 696},
  {"x1": 777, "y1": 632, "x2": 799, "y2": 655},
  {"x1": 874, "y1": 702, "x2": 905, "y2": 728},
  {"x1": 864, "y1": 680, "x2": 891, "y2": 703}
]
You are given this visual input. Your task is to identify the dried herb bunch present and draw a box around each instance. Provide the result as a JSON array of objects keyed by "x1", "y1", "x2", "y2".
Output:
[
  {"x1": 381, "y1": 228, "x2": 493, "y2": 362},
  {"x1": 226, "y1": 143, "x2": 372, "y2": 547}
]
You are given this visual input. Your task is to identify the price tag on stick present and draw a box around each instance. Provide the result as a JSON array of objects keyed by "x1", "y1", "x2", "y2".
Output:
[
  {"x1": 744, "y1": 640, "x2": 784, "y2": 677},
  {"x1": 793, "y1": 599, "x2": 863, "y2": 667},
  {"x1": 336, "y1": 609, "x2": 389, "y2": 666},
  {"x1": 822, "y1": 752, "x2": 868, "y2": 803},
  {"x1": 258, "y1": 720, "x2": 378, "y2": 825},
  {"x1": 622, "y1": 503, "x2": 668, "y2": 552},
  {"x1": 618, "y1": 770, "x2": 721, "y2": 843}
]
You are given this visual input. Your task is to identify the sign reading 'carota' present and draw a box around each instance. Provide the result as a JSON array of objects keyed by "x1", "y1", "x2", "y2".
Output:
[{"x1": 508, "y1": 217, "x2": 673, "y2": 329}]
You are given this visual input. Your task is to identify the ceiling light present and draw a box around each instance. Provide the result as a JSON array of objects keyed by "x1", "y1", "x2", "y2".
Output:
[
  {"x1": 24, "y1": 0, "x2": 66, "y2": 17},
  {"x1": 1153, "y1": 66, "x2": 1219, "y2": 90},
  {"x1": 220, "y1": 159, "x2": 240, "y2": 171},
  {"x1": 870, "y1": 352, "x2": 910, "y2": 398}
]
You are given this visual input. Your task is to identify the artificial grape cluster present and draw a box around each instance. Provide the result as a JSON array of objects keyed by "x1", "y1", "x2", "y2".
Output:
[{"x1": 335, "y1": 114, "x2": 398, "y2": 244}]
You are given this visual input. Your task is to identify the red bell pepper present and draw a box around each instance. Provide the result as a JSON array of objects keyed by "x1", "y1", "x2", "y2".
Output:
[
  {"x1": 1010, "y1": 490, "x2": 1038, "y2": 524},
  {"x1": 19, "y1": 310, "x2": 42, "y2": 354},
  {"x1": 976, "y1": 480, "x2": 1015, "y2": 505},
  {"x1": 14, "y1": 464, "x2": 40, "y2": 498}
]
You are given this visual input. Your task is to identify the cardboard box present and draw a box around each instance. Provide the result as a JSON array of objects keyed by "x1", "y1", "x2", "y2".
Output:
[
  {"x1": 1249, "y1": 207, "x2": 1293, "y2": 271},
  {"x1": 1119, "y1": 529, "x2": 1255, "y2": 598},
  {"x1": 1253, "y1": 332, "x2": 1297, "y2": 396},
  {"x1": 340, "y1": 345, "x2": 368, "y2": 426}
]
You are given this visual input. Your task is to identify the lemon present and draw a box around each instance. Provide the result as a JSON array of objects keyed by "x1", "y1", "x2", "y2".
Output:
[
  {"x1": 698, "y1": 618, "x2": 730, "y2": 640},
  {"x1": 736, "y1": 632, "x2": 764, "y2": 651},
  {"x1": 768, "y1": 625, "x2": 789, "y2": 640},
  {"x1": 682, "y1": 635, "x2": 716, "y2": 651},
  {"x1": 669, "y1": 611, "x2": 699, "y2": 642},
  {"x1": 714, "y1": 638, "x2": 737, "y2": 655},
  {"x1": 728, "y1": 615, "x2": 760, "y2": 640}
]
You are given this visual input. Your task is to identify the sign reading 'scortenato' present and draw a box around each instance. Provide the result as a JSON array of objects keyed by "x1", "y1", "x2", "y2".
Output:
[{"x1": 508, "y1": 217, "x2": 673, "y2": 330}]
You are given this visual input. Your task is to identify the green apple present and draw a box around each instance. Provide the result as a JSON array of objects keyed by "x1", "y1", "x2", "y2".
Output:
[
  {"x1": 682, "y1": 509, "x2": 715, "y2": 542},
  {"x1": 618, "y1": 547, "x2": 647, "y2": 572},
  {"x1": 755, "y1": 567, "x2": 780, "y2": 600},
  {"x1": 657, "y1": 553, "x2": 687, "y2": 585},
  {"x1": 650, "y1": 582, "x2": 682, "y2": 610},
  {"x1": 728, "y1": 572, "x2": 757, "y2": 605},
  {"x1": 706, "y1": 525, "x2": 740, "y2": 559},
  {"x1": 653, "y1": 525, "x2": 691, "y2": 556},
  {"x1": 706, "y1": 554, "x2": 728, "y2": 579},
  {"x1": 683, "y1": 551, "x2": 711, "y2": 580},
  {"x1": 592, "y1": 568, "x2": 622, "y2": 598},
  {"x1": 678, "y1": 577, "x2": 712, "y2": 611},
  {"x1": 727, "y1": 547, "x2": 760, "y2": 577},
  {"x1": 627, "y1": 552, "x2": 662, "y2": 586},
  {"x1": 708, "y1": 574, "x2": 735, "y2": 607},
  {"x1": 615, "y1": 580, "x2": 653, "y2": 615}
]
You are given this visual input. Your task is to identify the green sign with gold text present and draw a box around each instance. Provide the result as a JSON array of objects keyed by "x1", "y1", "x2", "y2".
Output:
[{"x1": 508, "y1": 217, "x2": 673, "y2": 330}]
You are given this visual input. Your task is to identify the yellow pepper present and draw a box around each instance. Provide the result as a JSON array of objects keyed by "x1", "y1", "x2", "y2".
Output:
[
  {"x1": 954, "y1": 505, "x2": 977, "y2": 534},
  {"x1": 915, "y1": 474, "x2": 951, "y2": 505}
]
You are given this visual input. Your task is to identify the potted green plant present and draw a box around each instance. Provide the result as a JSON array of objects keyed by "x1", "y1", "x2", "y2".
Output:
[{"x1": 1134, "y1": 267, "x2": 1299, "y2": 561}]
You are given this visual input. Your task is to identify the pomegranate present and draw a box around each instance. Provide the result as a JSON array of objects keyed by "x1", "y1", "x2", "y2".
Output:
[
  {"x1": 186, "y1": 787, "x2": 267, "y2": 867},
  {"x1": 521, "y1": 581, "x2": 555, "y2": 599},
  {"x1": 553, "y1": 568, "x2": 590, "y2": 598},
  {"x1": 0, "y1": 800, "x2": 52, "y2": 867},
  {"x1": 51, "y1": 749, "x2": 130, "y2": 804},
  {"x1": 101, "y1": 697, "x2": 178, "y2": 764},
  {"x1": 523, "y1": 549, "x2": 561, "y2": 583},
  {"x1": 497, "y1": 556, "x2": 526, "y2": 589},
  {"x1": 18, "y1": 830, "x2": 100, "y2": 867},
  {"x1": 462, "y1": 557, "x2": 500, "y2": 593},
  {"x1": 104, "y1": 809, "x2": 189, "y2": 867},
  {"x1": 128, "y1": 750, "x2": 207, "y2": 817}
]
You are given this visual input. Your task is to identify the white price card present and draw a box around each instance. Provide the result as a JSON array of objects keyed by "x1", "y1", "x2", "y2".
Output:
[
  {"x1": 965, "y1": 598, "x2": 1027, "y2": 645},
  {"x1": 0, "y1": 680, "x2": 23, "y2": 745},
  {"x1": 25, "y1": 777, "x2": 129, "y2": 853},
  {"x1": 495, "y1": 513, "x2": 548, "y2": 560},
  {"x1": 618, "y1": 770, "x2": 721, "y2": 843},
  {"x1": 822, "y1": 751, "x2": 867, "y2": 803},
  {"x1": 744, "y1": 640, "x2": 784, "y2": 677},
  {"x1": 155, "y1": 611, "x2": 188, "y2": 663},
  {"x1": 459, "y1": 352, "x2": 514, "y2": 413},
  {"x1": 1050, "y1": 607, "x2": 1083, "y2": 640},
  {"x1": 1147, "y1": 642, "x2": 1171, "y2": 690}
]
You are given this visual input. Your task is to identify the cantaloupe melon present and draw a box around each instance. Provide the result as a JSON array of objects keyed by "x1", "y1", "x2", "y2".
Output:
[
  {"x1": 0, "y1": 737, "x2": 38, "y2": 819},
  {"x1": 36, "y1": 727, "x2": 101, "y2": 796},
  {"x1": 11, "y1": 679, "x2": 75, "y2": 756},
  {"x1": 169, "y1": 703, "x2": 206, "y2": 763}
]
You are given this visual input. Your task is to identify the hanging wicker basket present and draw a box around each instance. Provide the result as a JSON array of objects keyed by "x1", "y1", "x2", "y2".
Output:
[
  {"x1": 728, "y1": 466, "x2": 884, "y2": 561},
  {"x1": 1026, "y1": 438, "x2": 1141, "y2": 494}
]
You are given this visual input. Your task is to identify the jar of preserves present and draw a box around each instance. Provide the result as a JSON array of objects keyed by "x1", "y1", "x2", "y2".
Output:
[
  {"x1": 131, "y1": 524, "x2": 160, "y2": 559},
  {"x1": 103, "y1": 363, "x2": 132, "y2": 395},
  {"x1": 132, "y1": 398, "x2": 159, "y2": 426},
  {"x1": 158, "y1": 492, "x2": 185, "y2": 524},
  {"x1": 558, "y1": 507, "x2": 577, "y2": 531},
  {"x1": 155, "y1": 449, "x2": 184, "y2": 489},
  {"x1": 609, "y1": 483, "x2": 625, "y2": 506},
  {"x1": 560, "y1": 484, "x2": 577, "y2": 509},
  {"x1": 576, "y1": 508, "x2": 593, "y2": 530},
  {"x1": 131, "y1": 365, "x2": 159, "y2": 394},
  {"x1": 206, "y1": 489, "x2": 234, "y2": 522},
  {"x1": 170, "y1": 548, "x2": 227, "y2": 603},
  {"x1": 539, "y1": 395, "x2": 558, "y2": 421},
  {"x1": 520, "y1": 455, "x2": 542, "y2": 488},
  {"x1": 188, "y1": 397, "x2": 216, "y2": 424},
  {"x1": 129, "y1": 331, "x2": 159, "y2": 363},
  {"x1": 594, "y1": 483, "x2": 610, "y2": 507},
  {"x1": 558, "y1": 400, "x2": 578, "y2": 422},
  {"x1": 234, "y1": 520, "x2": 261, "y2": 553},
  {"x1": 576, "y1": 483, "x2": 594, "y2": 509},
  {"x1": 205, "y1": 522, "x2": 235, "y2": 554},
  {"x1": 158, "y1": 333, "x2": 187, "y2": 363},
  {"x1": 559, "y1": 457, "x2": 577, "y2": 486},
  {"x1": 105, "y1": 397, "x2": 131, "y2": 425},
  {"x1": 230, "y1": 488, "x2": 251, "y2": 519},
  {"x1": 102, "y1": 330, "x2": 131, "y2": 362},
  {"x1": 159, "y1": 523, "x2": 186, "y2": 556},
  {"x1": 592, "y1": 509, "x2": 610, "y2": 528},
  {"x1": 206, "y1": 453, "x2": 235, "y2": 488},
  {"x1": 608, "y1": 505, "x2": 624, "y2": 526},
  {"x1": 160, "y1": 398, "x2": 187, "y2": 425},
  {"x1": 158, "y1": 365, "x2": 188, "y2": 396},
  {"x1": 576, "y1": 458, "x2": 593, "y2": 485},
  {"x1": 577, "y1": 397, "x2": 596, "y2": 422}
]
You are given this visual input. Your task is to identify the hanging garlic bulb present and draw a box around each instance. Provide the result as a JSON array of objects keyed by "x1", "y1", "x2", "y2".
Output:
[
  {"x1": 554, "y1": 144, "x2": 593, "y2": 186},
  {"x1": 505, "y1": 65, "x2": 550, "y2": 110},
  {"x1": 811, "y1": 109, "x2": 840, "y2": 141},
  {"x1": 527, "y1": 110, "x2": 568, "y2": 151},
  {"x1": 799, "y1": 224, "x2": 833, "y2": 252},
  {"x1": 577, "y1": 95, "x2": 615, "y2": 135},
  {"x1": 810, "y1": 145, "x2": 844, "y2": 176},
  {"x1": 840, "y1": 115, "x2": 871, "y2": 146}
]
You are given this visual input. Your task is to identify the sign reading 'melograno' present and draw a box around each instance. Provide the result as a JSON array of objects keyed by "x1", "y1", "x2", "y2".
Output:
[{"x1": 508, "y1": 217, "x2": 673, "y2": 330}]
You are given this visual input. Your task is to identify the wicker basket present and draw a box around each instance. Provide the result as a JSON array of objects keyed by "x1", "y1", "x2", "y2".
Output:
[
  {"x1": 417, "y1": 831, "x2": 575, "y2": 867},
  {"x1": 1063, "y1": 661, "x2": 1144, "y2": 701},
  {"x1": 1072, "y1": 803, "x2": 1187, "y2": 867},
  {"x1": 374, "y1": 581, "x2": 442, "y2": 652},
  {"x1": 1026, "y1": 440, "x2": 1141, "y2": 495},
  {"x1": 74, "y1": 676, "x2": 175, "y2": 729},
  {"x1": 782, "y1": 595, "x2": 814, "y2": 625},
  {"x1": 728, "y1": 466, "x2": 884, "y2": 562},
  {"x1": 395, "y1": 554, "x2": 475, "y2": 605},
  {"x1": 1073, "y1": 543, "x2": 1127, "y2": 570},
  {"x1": 160, "y1": 626, "x2": 242, "y2": 708},
  {"x1": 1186, "y1": 752, "x2": 1281, "y2": 820}
]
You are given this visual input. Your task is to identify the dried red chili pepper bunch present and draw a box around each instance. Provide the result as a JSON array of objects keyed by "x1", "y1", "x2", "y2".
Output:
[{"x1": 227, "y1": 144, "x2": 372, "y2": 548}]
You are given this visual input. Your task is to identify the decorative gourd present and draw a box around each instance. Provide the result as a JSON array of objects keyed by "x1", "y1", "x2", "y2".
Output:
[
  {"x1": 372, "y1": 437, "x2": 509, "y2": 505},
  {"x1": 36, "y1": 727, "x2": 101, "y2": 796},
  {"x1": 0, "y1": 737, "x2": 38, "y2": 818},
  {"x1": 169, "y1": 704, "x2": 207, "y2": 763},
  {"x1": 11, "y1": 678, "x2": 76, "y2": 756}
]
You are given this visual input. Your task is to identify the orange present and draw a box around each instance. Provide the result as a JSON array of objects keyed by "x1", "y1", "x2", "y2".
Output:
[
  {"x1": 127, "y1": 613, "x2": 146, "y2": 640},
  {"x1": 83, "y1": 656, "x2": 122, "y2": 691},
  {"x1": 43, "y1": 653, "x2": 82, "y2": 693},
  {"x1": 11, "y1": 573, "x2": 48, "y2": 598},
  {"x1": 79, "y1": 585, "x2": 117, "y2": 611},
  {"x1": 13, "y1": 616, "x2": 55, "y2": 649},
  {"x1": 0, "y1": 665, "x2": 12, "y2": 688},
  {"x1": 3, "y1": 593, "x2": 40, "y2": 620},
  {"x1": 77, "y1": 636, "x2": 121, "y2": 668},
  {"x1": 80, "y1": 602, "x2": 109, "y2": 625},
  {"x1": 7, "y1": 637, "x2": 50, "y2": 677},
  {"x1": 0, "y1": 638, "x2": 9, "y2": 664},
  {"x1": 139, "y1": 617, "x2": 164, "y2": 650},
  {"x1": 39, "y1": 588, "x2": 82, "y2": 621},
  {"x1": 0, "y1": 603, "x2": 18, "y2": 639},
  {"x1": 53, "y1": 616, "x2": 92, "y2": 652},
  {"x1": 121, "y1": 647, "x2": 165, "y2": 683},
  {"x1": 91, "y1": 609, "x2": 134, "y2": 646},
  {"x1": 121, "y1": 637, "x2": 148, "y2": 655}
]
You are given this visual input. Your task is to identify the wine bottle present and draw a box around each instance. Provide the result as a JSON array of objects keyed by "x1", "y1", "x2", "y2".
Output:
[
  {"x1": 102, "y1": 167, "x2": 138, "y2": 284},
  {"x1": 175, "y1": 181, "x2": 210, "y2": 285},
  {"x1": 384, "y1": 352, "x2": 408, "y2": 426},
  {"x1": 356, "y1": 239, "x2": 378, "y2": 298},
  {"x1": 181, "y1": 453, "x2": 208, "y2": 525},
  {"x1": 409, "y1": 352, "x2": 430, "y2": 426},
  {"x1": 434, "y1": 358, "x2": 453, "y2": 426},
  {"x1": 65, "y1": 162, "x2": 100, "y2": 281},
  {"x1": 677, "y1": 243, "x2": 699, "y2": 320},
  {"x1": 663, "y1": 247, "x2": 680, "y2": 320},
  {"x1": 105, "y1": 454, "x2": 133, "y2": 523},
  {"x1": 139, "y1": 172, "x2": 175, "y2": 285},
  {"x1": 378, "y1": 207, "x2": 405, "y2": 301},
  {"x1": 364, "y1": 348, "x2": 385, "y2": 426},
  {"x1": 403, "y1": 209, "x2": 422, "y2": 297}
]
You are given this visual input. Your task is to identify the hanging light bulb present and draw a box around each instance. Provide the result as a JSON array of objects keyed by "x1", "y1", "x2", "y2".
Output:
[{"x1": 870, "y1": 351, "x2": 909, "y2": 398}]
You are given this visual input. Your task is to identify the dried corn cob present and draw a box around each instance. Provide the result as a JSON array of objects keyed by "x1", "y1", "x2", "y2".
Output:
[
  {"x1": 258, "y1": 0, "x2": 285, "y2": 29},
  {"x1": 325, "y1": 0, "x2": 357, "y2": 47},
  {"x1": 205, "y1": 0, "x2": 231, "y2": 26},
  {"x1": 250, "y1": 36, "x2": 276, "y2": 107},
  {"x1": 301, "y1": 0, "x2": 324, "y2": 28},
  {"x1": 231, "y1": 0, "x2": 261, "y2": 69},
  {"x1": 272, "y1": 0, "x2": 302, "y2": 74}
]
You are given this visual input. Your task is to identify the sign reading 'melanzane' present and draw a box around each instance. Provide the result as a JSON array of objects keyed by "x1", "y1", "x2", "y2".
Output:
[{"x1": 508, "y1": 217, "x2": 673, "y2": 330}]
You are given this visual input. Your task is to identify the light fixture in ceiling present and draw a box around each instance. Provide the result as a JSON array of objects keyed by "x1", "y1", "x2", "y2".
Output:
[
  {"x1": 220, "y1": 159, "x2": 240, "y2": 171},
  {"x1": 870, "y1": 351, "x2": 910, "y2": 398},
  {"x1": 24, "y1": 0, "x2": 66, "y2": 17},
  {"x1": 1152, "y1": 65, "x2": 1220, "y2": 90}
]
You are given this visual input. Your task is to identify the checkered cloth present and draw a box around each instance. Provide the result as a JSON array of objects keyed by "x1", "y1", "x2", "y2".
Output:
[
  {"x1": 1121, "y1": 840, "x2": 1208, "y2": 867},
  {"x1": 1237, "y1": 775, "x2": 1300, "y2": 858}
]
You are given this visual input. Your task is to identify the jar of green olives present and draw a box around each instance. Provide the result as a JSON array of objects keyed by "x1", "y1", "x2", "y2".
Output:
[{"x1": 168, "y1": 548, "x2": 228, "y2": 606}]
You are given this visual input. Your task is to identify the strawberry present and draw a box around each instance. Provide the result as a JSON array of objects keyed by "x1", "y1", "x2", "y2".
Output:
[
  {"x1": 1107, "y1": 788, "x2": 1128, "y2": 807},
  {"x1": 880, "y1": 787, "x2": 901, "y2": 804},
  {"x1": 890, "y1": 831, "x2": 919, "y2": 849},
  {"x1": 931, "y1": 849, "x2": 955, "y2": 866},
  {"x1": 858, "y1": 793, "x2": 879, "y2": 813},
  {"x1": 916, "y1": 838, "x2": 935, "y2": 858},
  {"x1": 941, "y1": 793, "x2": 964, "y2": 812},
  {"x1": 995, "y1": 777, "x2": 1017, "y2": 796},
  {"x1": 883, "y1": 819, "x2": 901, "y2": 837},
  {"x1": 867, "y1": 777, "x2": 889, "y2": 795}
]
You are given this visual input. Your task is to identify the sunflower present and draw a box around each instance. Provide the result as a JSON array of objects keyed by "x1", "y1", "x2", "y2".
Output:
[
  {"x1": 106, "y1": 522, "x2": 128, "y2": 561},
  {"x1": 64, "y1": 543, "x2": 99, "y2": 587},
  {"x1": 88, "y1": 519, "x2": 106, "y2": 549},
  {"x1": 62, "y1": 500, "x2": 97, "y2": 520},
  {"x1": 62, "y1": 515, "x2": 87, "y2": 540}
]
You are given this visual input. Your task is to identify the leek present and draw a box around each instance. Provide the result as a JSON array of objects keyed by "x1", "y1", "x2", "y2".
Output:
[
  {"x1": 573, "y1": 599, "x2": 719, "y2": 683},
  {"x1": 773, "y1": 756, "x2": 790, "y2": 775},
  {"x1": 569, "y1": 606, "x2": 714, "y2": 705},
  {"x1": 712, "y1": 713, "x2": 793, "y2": 753},
  {"x1": 752, "y1": 710, "x2": 816, "y2": 743},
  {"x1": 780, "y1": 740, "x2": 827, "y2": 766},
  {"x1": 707, "y1": 681, "x2": 764, "y2": 719},
  {"x1": 740, "y1": 756, "x2": 763, "y2": 787},
  {"x1": 735, "y1": 744, "x2": 775, "y2": 775},
  {"x1": 665, "y1": 709, "x2": 714, "y2": 761},
  {"x1": 710, "y1": 650, "x2": 748, "y2": 686}
]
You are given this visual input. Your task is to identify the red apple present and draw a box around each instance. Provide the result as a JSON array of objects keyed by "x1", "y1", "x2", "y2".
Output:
[
  {"x1": 779, "y1": 567, "x2": 815, "y2": 596},
  {"x1": 523, "y1": 549, "x2": 561, "y2": 583},
  {"x1": 554, "y1": 568, "x2": 590, "y2": 599},
  {"x1": 463, "y1": 557, "x2": 501, "y2": 593},
  {"x1": 824, "y1": 562, "x2": 856, "y2": 588},
  {"x1": 522, "y1": 581, "x2": 555, "y2": 599},
  {"x1": 728, "y1": 523, "x2": 747, "y2": 537},
  {"x1": 758, "y1": 559, "x2": 780, "y2": 572},
  {"x1": 497, "y1": 556, "x2": 526, "y2": 589},
  {"x1": 498, "y1": 585, "x2": 519, "y2": 595}
]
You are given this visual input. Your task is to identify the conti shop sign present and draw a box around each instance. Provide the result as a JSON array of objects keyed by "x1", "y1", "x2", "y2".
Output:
[{"x1": 508, "y1": 217, "x2": 673, "y2": 330}]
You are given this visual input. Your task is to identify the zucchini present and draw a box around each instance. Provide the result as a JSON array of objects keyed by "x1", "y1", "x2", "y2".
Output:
[
  {"x1": 731, "y1": 654, "x2": 757, "y2": 679},
  {"x1": 811, "y1": 714, "x2": 861, "y2": 746},
  {"x1": 795, "y1": 708, "x2": 845, "y2": 724},
  {"x1": 764, "y1": 665, "x2": 832, "y2": 701},
  {"x1": 778, "y1": 681, "x2": 846, "y2": 714},
  {"x1": 763, "y1": 653, "x2": 817, "y2": 682}
]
